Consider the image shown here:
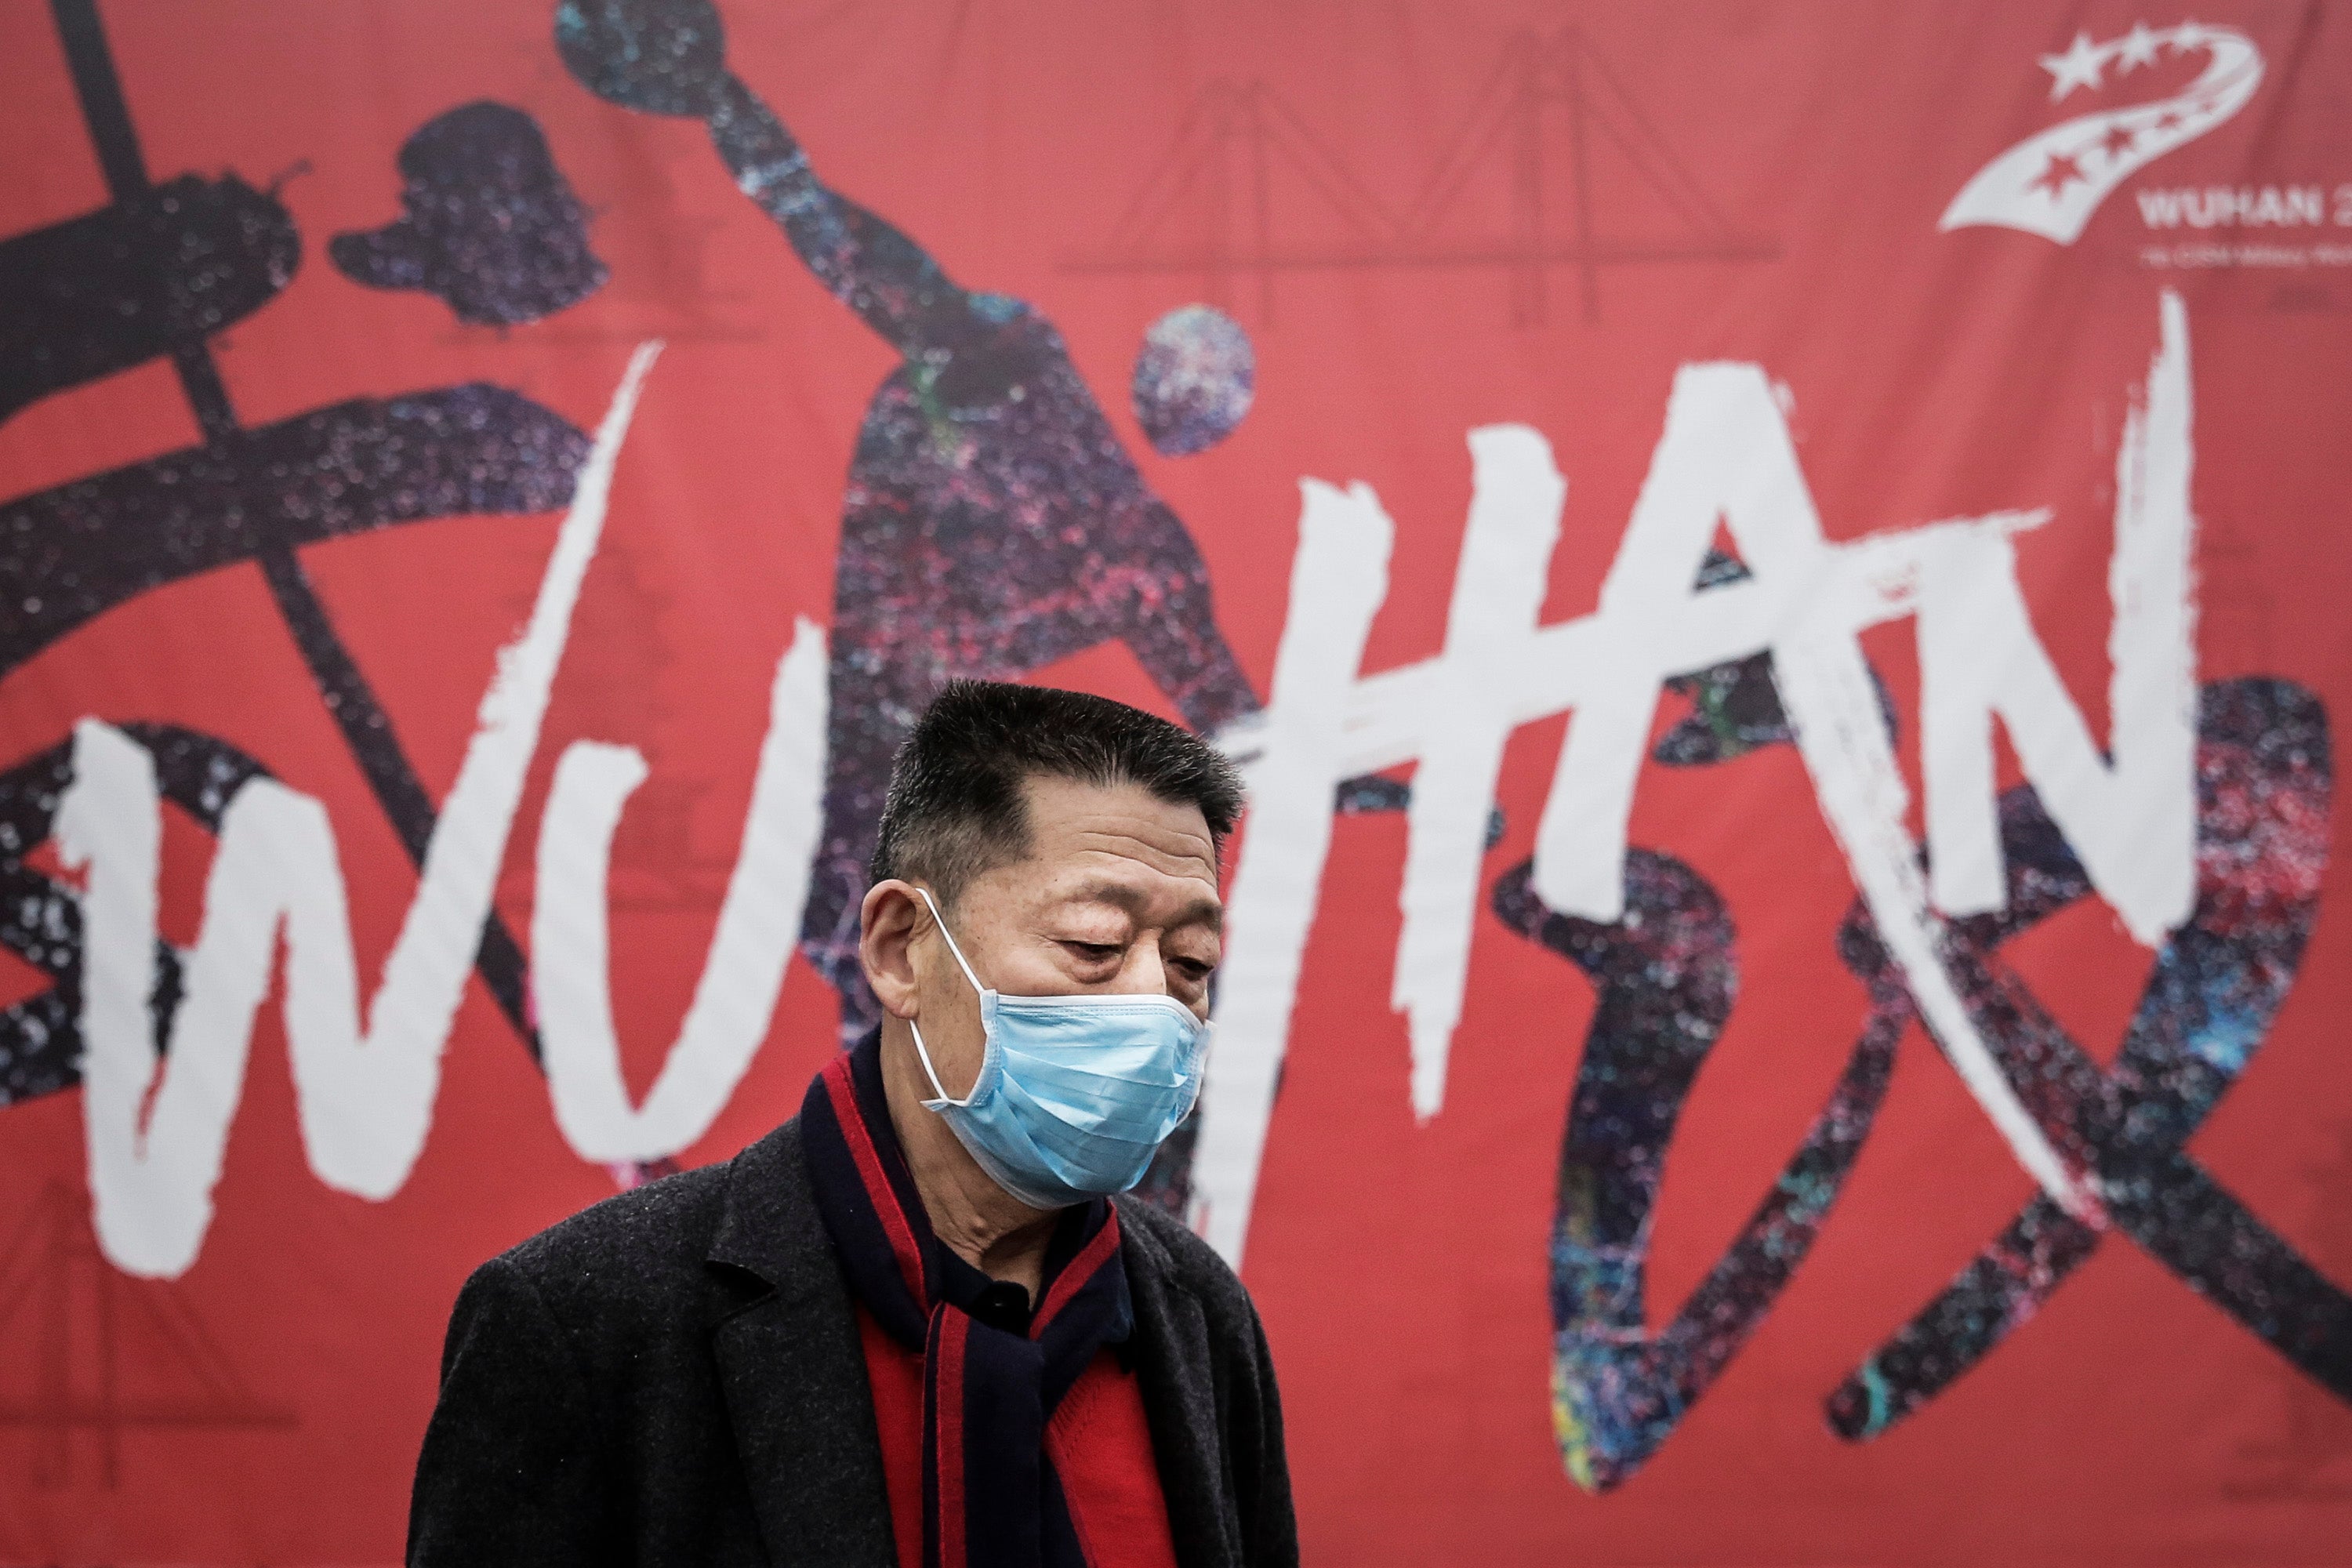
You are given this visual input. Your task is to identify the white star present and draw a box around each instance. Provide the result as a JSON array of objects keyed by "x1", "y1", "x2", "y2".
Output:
[
  {"x1": 2118, "y1": 22, "x2": 2161, "y2": 70},
  {"x1": 2040, "y1": 31, "x2": 2106, "y2": 100}
]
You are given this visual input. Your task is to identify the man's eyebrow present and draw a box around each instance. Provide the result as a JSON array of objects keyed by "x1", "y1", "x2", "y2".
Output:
[{"x1": 1065, "y1": 878, "x2": 1224, "y2": 934}]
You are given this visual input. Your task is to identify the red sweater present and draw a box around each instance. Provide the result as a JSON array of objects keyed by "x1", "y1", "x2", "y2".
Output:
[{"x1": 858, "y1": 1308, "x2": 1180, "y2": 1568}]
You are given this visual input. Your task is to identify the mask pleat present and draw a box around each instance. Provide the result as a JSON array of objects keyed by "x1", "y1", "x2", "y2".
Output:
[{"x1": 918, "y1": 895, "x2": 1209, "y2": 1206}]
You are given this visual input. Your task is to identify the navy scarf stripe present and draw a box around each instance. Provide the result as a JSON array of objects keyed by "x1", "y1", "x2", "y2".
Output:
[
  {"x1": 804, "y1": 1050, "x2": 934, "y2": 1340},
  {"x1": 802, "y1": 1036, "x2": 1132, "y2": 1568}
]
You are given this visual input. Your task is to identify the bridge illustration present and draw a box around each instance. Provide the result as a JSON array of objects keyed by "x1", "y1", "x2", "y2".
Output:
[
  {"x1": 1064, "y1": 27, "x2": 1778, "y2": 325},
  {"x1": 0, "y1": 1182, "x2": 295, "y2": 1488}
]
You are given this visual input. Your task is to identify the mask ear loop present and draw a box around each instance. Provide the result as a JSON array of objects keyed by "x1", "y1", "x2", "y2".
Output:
[
  {"x1": 909, "y1": 887, "x2": 989, "y2": 1108},
  {"x1": 916, "y1": 887, "x2": 989, "y2": 995}
]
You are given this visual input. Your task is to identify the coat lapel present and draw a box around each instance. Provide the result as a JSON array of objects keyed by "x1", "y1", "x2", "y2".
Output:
[
  {"x1": 1119, "y1": 1210, "x2": 1240, "y2": 1568},
  {"x1": 707, "y1": 1121, "x2": 898, "y2": 1568}
]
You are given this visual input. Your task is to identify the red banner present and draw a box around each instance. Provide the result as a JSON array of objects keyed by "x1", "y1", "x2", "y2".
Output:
[{"x1": 4, "y1": 1, "x2": 2350, "y2": 1561}]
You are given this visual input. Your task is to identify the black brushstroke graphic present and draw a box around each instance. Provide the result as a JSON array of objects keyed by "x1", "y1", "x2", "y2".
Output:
[
  {"x1": 559, "y1": 0, "x2": 1406, "y2": 1093},
  {"x1": 0, "y1": 724, "x2": 270, "y2": 1105},
  {"x1": 1512, "y1": 673, "x2": 2347, "y2": 1490},
  {"x1": 2, "y1": 387, "x2": 586, "y2": 678},
  {"x1": 332, "y1": 102, "x2": 608, "y2": 326},
  {"x1": 1494, "y1": 847, "x2": 1902, "y2": 1492},
  {"x1": 556, "y1": 0, "x2": 728, "y2": 118},
  {"x1": 0, "y1": 0, "x2": 611, "y2": 1105},
  {"x1": 1831, "y1": 677, "x2": 2347, "y2": 1436},
  {"x1": 0, "y1": 174, "x2": 296, "y2": 424},
  {"x1": 1652, "y1": 549, "x2": 1896, "y2": 766}
]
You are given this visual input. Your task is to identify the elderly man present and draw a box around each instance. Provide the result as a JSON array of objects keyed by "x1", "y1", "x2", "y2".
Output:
[{"x1": 408, "y1": 681, "x2": 1296, "y2": 1567}]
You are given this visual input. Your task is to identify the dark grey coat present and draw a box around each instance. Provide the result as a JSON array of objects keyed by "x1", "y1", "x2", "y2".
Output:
[{"x1": 405, "y1": 1120, "x2": 1298, "y2": 1567}]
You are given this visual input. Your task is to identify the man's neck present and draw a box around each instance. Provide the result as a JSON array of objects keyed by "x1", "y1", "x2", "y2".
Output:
[{"x1": 877, "y1": 1023, "x2": 1059, "y2": 1301}]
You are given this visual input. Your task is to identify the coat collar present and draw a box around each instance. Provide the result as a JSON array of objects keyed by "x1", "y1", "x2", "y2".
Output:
[
  {"x1": 1115, "y1": 1200, "x2": 1243, "y2": 1568},
  {"x1": 702, "y1": 1120, "x2": 1244, "y2": 1568},
  {"x1": 706, "y1": 1119, "x2": 898, "y2": 1568}
]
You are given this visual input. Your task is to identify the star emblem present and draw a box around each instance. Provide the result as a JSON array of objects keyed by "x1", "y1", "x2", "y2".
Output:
[
  {"x1": 2031, "y1": 150, "x2": 2087, "y2": 198},
  {"x1": 2040, "y1": 31, "x2": 2107, "y2": 100},
  {"x1": 1938, "y1": 17, "x2": 2263, "y2": 243}
]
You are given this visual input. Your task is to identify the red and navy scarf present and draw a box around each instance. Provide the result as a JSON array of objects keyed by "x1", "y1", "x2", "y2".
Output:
[{"x1": 800, "y1": 1034, "x2": 1134, "y2": 1568}]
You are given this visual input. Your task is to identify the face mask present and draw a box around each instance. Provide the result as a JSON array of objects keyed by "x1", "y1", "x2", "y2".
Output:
[{"x1": 906, "y1": 887, "x2": 1209, "y2": 1210}]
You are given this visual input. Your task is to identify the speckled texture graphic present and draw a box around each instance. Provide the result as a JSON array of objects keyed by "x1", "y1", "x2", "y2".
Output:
[
  {"x1": 1831, "y1": 677, "x2": 2346, "y2": 1438},
  {"x1": 561, "y1": 5, "x2": 1313, "y2": 1047},
  {"x1": 0, "y1": 726, "x2": 272, "y2": 1106},
  {"x1": 554, "y1": 0, "x2": 727, "y2": 118},
  {"x1": 0, "y1": 379, "x2": 590, "y2": 1093},
  {"x1": 331, "y1": 102, "x2": 608, "y2": 326},
  {"x1": 0, "y1": 174, "x2": 296, "y2": 424},
  {"x1": 1132, "y1": 304, "x2": 1255, "y2": 456},
  {"x1": 1494, "y1": 848, "x2": 1902, "y2": 1493},
  {"x1": 1, "y1": 387, "x2": 587, "y2": 680},
  {"x1": 1651, "y1": 550, "x2": 1896, "y2": 768},
  {"x1": 1509, "y1": 674, "x2": 2344, "y2": 1490},
  {"x1": 711, "y1": 73, "x2": 1261, "y2": 1039},
  {"x1": 0, "y1": 0, "x2": 601, "y2": 1102}
]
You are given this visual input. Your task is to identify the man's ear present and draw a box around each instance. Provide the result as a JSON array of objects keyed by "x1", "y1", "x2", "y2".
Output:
[{"x1": 860, "y1": 880, "x2": 928, "y2": 1020}]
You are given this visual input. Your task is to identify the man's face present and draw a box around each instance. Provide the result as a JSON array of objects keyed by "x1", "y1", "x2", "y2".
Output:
[{"x1": 911, "y1": 775, "x2": 1222, "y2": 1098}]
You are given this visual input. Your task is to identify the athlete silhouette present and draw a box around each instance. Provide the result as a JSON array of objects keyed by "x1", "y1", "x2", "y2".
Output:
[
  {"x1": 708, "y1": 78, "x2": 1276, "y2": 1035},
  {"x1": 561, "y1": 1, "x2": 1404, "y2": 1040}
]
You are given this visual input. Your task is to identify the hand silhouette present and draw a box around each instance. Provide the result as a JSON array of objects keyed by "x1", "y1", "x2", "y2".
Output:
[{"x1": 556, "y1": 0, "x2": 728, "y2": 117}]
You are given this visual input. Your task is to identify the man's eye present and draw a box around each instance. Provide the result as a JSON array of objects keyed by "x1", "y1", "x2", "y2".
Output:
[{"x1": 1064, "y1": 942, "x2": 1122, "y2": 962}]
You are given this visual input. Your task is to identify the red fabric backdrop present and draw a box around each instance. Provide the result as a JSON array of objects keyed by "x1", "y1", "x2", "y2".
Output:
[{"x1": 3, "y1": 1, "x2": 2350, "y2": 1562}]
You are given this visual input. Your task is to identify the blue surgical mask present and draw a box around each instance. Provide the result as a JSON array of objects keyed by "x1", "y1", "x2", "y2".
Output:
[{"x1": 907, "y1": 887, "x2": 1208, "y2": 1210}]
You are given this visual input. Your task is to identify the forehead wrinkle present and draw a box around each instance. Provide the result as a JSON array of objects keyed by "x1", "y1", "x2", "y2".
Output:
[
  {"x1": 1018, "y1": 774, "x2": 1218, "y2": 870},
  {"x1": 1055, "y1": 873, "x2": 1224, "y2": 933},
  {"x1": 1062, "y1": 826, "x2": 1216, "y2": 881}
]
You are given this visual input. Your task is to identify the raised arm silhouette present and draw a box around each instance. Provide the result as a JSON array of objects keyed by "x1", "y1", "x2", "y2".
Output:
[
  {"x1": 708, "y1": 75, "x2": 1266, "y2": 1033},
  {"x1": 562, "y1": 2, "x2": 1291, "y2": 1038}
]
